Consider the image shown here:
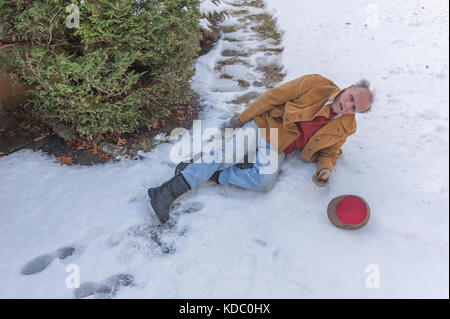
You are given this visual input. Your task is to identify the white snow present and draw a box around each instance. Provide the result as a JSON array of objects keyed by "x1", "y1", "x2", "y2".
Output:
[
  {"x1": 200, "y1": 0, "x2": 234, "y2": 33},
  {"x1": 0, "y1": 0, "x2": 448, "y2": 298},
  {"x1": 200, "y1": 0, "x2": 233, "y2": 16}
]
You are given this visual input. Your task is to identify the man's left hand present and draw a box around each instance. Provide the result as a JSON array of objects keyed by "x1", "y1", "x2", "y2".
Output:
[
  {"x1": 313, "y1": 169, "x2": 331, "y2": 187},
  {"x1": 230, "y1": 113, "x2": 244, "y2": 129}
]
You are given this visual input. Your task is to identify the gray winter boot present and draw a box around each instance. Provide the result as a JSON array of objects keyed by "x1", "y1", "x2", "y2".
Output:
[{"x1": 148, "y1": 174, "x2": 191, "y2": 223}]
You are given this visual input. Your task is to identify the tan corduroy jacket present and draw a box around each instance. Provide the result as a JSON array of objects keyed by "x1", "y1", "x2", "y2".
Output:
[{"x1": 238, "y1": 74, "x2": 357, "y2": 174}]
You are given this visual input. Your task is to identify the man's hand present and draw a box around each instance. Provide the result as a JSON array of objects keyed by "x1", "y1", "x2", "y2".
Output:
[
  {"x1": 313, "y1": 169, "x2": 331, "y2": 187},
  {"x1": 230, "y1": 113, "x2": 244, "y2": 129}
]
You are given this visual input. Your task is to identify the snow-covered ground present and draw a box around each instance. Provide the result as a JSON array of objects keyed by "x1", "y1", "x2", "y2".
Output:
[{"x1": 0, "y1": 0, "x2": 448, "y2": 298}]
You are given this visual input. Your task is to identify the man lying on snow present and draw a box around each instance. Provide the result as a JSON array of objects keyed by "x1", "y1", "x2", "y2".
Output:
[{"x1": 148, "y1": 74, "x2": 374, "y2": 223}]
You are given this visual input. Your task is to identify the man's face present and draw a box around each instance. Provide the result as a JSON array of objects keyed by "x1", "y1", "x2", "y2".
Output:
[{"x1": 332, "y1": 86, "x2": 371, "y2": 115}]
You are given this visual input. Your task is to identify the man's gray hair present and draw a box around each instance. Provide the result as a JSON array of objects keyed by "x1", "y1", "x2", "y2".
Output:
[{"x1": 353, "y1": 79, "x2": 375, "y2": 113}]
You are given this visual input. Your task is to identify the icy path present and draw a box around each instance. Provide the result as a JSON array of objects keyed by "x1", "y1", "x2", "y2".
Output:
[{"x1": 0, "y1": 0, "x2": 448, "y2": 298}]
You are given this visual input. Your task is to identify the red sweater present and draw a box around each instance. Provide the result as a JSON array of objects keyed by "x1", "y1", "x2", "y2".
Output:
[{"x1": 283, "y1": 109, "x2": 338, "y2": 155}]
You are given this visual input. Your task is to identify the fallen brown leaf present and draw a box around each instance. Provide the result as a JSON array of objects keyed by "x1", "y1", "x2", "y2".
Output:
[
  {"x1": 76, "y1": 140, "x2": 90, "y2": 150},
  {"x1": 117, "y1": 137, "x2": 127, "y2": 146},
  {"x1": 99, "y1": 153, "x2": 113, "y2": 161},
  {"x1": 58, "y1": 155, "x2": 73, "y2": 165},
  {"x1": 150, "y1": 120, "x2": 159, "y2": 128},
  {"x1": 91, "y1": 146, "x2": 98, "y2": 155},
  {"x1": 33, "y1": 133, "x2": 49, "y2": 142}
]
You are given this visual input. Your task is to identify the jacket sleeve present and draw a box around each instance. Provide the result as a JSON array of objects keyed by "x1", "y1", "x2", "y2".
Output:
[
  {"x1": 315, "y1": 138, "x2": 347, "y2": 175},
  {"x1": 238, "y1": 75, "x2": 318, "y2": 124}
]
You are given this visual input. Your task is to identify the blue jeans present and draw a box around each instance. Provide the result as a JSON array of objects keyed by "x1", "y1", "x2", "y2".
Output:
[{"x1": 181, "y1": 120, "x2": 286, "y2": 192}]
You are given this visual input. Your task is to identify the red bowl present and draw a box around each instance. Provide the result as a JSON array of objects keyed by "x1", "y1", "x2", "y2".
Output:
[
  {"x1": 327, "y1": 195, "x2": 370, "y2": 230},
  {"x1": 336, "y1": 195, "x2": 368, "y2": 225}
]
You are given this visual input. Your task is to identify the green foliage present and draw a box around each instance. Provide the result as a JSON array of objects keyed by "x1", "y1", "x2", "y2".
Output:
[{"x1": 0, "y1": 0, "x2": 201, "y2": 138}]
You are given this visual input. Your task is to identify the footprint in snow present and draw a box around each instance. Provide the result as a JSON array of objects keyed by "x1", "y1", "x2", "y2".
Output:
[
  {"x1": 20, "y1": 245, "x2": 79, "y2": 275},
  {"x1": 128, "y1": 223, "x2": 176, "y2": 255},
  {"x1": 146, "y1": 198, "x2": 204, "y2": 222},
  {"x1": 129, "y1": 200, "x2": 203, "y2": 253},
  {"x1": 171, "y1": 201, "x2": 204, "y2": 216},
  {"x1": 109, "y1": 201, "x2": 204, "y2": 259},
  {"x1": 20, "y1": 227, "x2": 103, "y2": 276},
  {"x1": 74, "y1": 273, "x2": 134, "y2": 299}
]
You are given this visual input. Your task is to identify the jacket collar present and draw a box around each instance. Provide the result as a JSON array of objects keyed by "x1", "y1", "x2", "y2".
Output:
[
  {"x1": 328, "y1": 88, "x2": 357, "y2": 134},
  {"x1": 328, "y1": 87, "x2": 346, "y2": 104}
]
